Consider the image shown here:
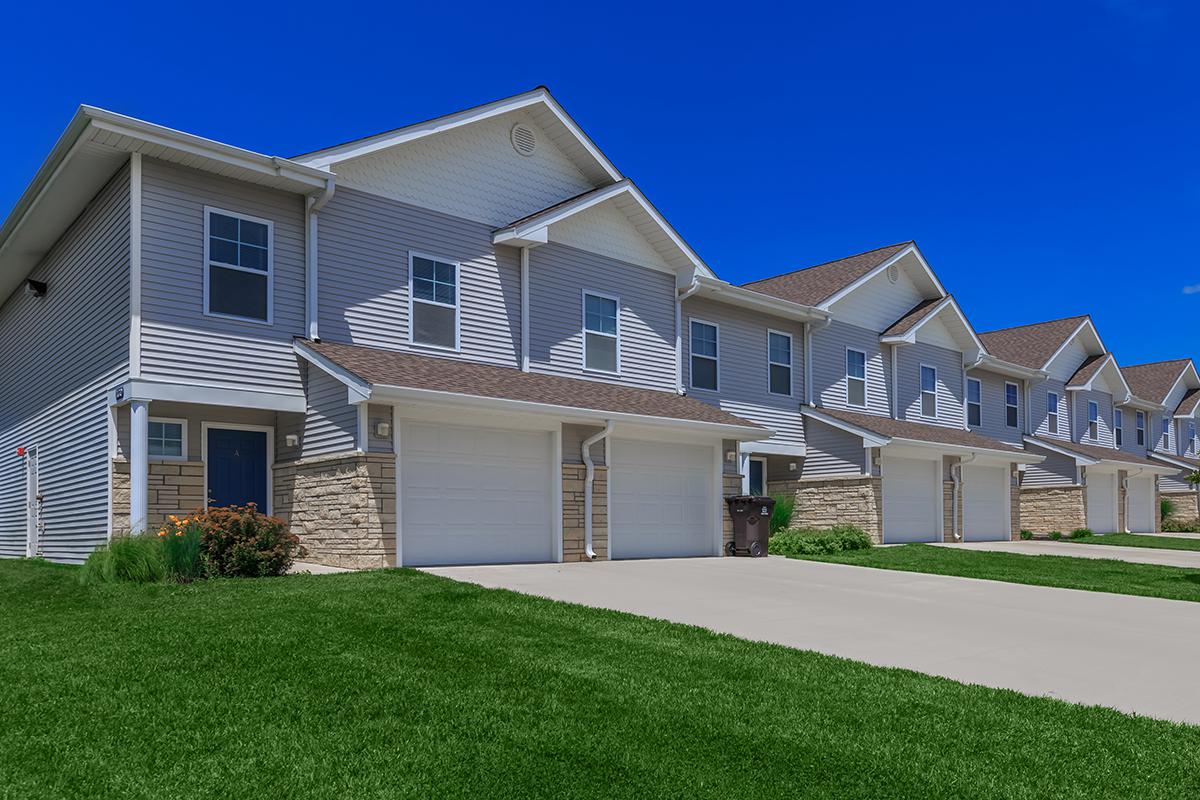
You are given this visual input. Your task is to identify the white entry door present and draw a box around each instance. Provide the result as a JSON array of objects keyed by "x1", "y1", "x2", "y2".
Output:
[
  {"x1": 962, "y1": 463, "x2": 1010, "y2": 542},
  {"x1": 1126, "y1": 476, "x2": 1155, "y2": 534},
  {"x1": 882, "y1": 455, "x2": 941, "y2": 543},
  {"x1": 1087, "y1": 471, "x2": 1118, "y2": 534},
  {"x1": 400, "y1": 421, "x2": 555, "y2": 567},
  {"x1": 609, "y1": 438, "x2": 715, "y2": 559}
]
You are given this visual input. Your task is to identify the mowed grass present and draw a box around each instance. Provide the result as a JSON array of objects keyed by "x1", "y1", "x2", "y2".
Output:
[
  {"x1": 2, "y1": 559, "x2": 1199, "y2": 799},
  {"x1": 1077, "y1": 533, "x2": 1200, "y2": 552},
  {"x1": 796, "y1": 543, "x2": 1200, "y2": 602}
]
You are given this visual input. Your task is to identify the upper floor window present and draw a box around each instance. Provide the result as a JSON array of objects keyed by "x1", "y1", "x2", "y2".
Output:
[
  {"x1": 1114, "y1": 409, "x2": 1123, "y2": 447},
  {"x1": 1162, "y1": 417, "x2": 1171, "y2": 448},
  {"x1": 1047, "y1": 392, "x2": 1059, "y2": 434},
  {"x1": 1005, "y1": 382, "x2": 1019, "y2": 429},
  {"x1": 846, "y1": 349, "x2": 867, "y2": 407},
  {"x1": 583, "y1": 292, "x2": 620, "y2": 373},
  {"x1": 1136, "y1": 411, "x2": 1145, "y2": 446},
  {"x1": 1087, "y1": 401, "x2": 1099, "y2": 440},
  {"x1": 410, "y1": 254, "x2": 459, "y2": 350},
  {"x1": 920, "y1": 365, "x2": 937, "y2": 418},
  {"x1": 767, "y1": 331, "x2": 792, "y2": 396},
  {"x1": 966, "y1": 378, "x2": 982, "y2": 427},
  {"x1": 689, "y1": 320, "x2": 718, "y2": 390},
  {"x1": 205, "y1": 208, "x2": 272, "y2": 323},
  {"x1": 149, "y1": 418, "x2": 186, "y2": 460},
  {"x1": 1189, "y1": 421, "x2": 1197, "y2": 451}
]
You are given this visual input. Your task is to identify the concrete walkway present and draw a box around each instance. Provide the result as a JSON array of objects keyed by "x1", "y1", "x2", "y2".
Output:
[
  {"x1": 426, "y1": 556, "x2": 1200, "y2": 724},
  {"x1": 288, "y1": 561, "x2": 356, "y2": 575},
  {"x1": 932, "y1": 539, "x2": 1200, "y2": 569}
]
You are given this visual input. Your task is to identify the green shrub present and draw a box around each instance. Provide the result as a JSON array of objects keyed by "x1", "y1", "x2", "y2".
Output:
[
  {"x1": 199, "y1": 505, "x2": 305, "y2": 578},
  {"x1": 769, "y1": 494, "x2": 794, "y2": 536},
  {"x1": 769, "y1": 524, "x2": 873, "y2": 556},
  {"x1": 1047, "y1": 531, "x2": 1063, "y2": 541},
  {"x1": 1019, "y1": 529, "x2": 1033, "y2": 540},
  {"x1": 80, "y1": 534, "x2": 166, "y2": 585},
  {"x1": 1164, "y1": 518, "x2": 1200, "y2": 533},
  {"x1": 1069, "y1": 528, "x2": 1093, "y2": 540},
  {"x1": 1161, "y1": 497, "x2": 1176, "y2": 522},
  {"x1": 158, "y1": 515, "x2": 204, "y2": 582}
]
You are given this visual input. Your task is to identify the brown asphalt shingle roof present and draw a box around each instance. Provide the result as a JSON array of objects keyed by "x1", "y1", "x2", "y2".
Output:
[
  {"x1": 977, "y1": 316, "x2": 1089, "y2": 370},
  {"x1": 1026, "y1": 435, "x2": 1164, "y2": 467},
  {"x1": 300, "y1": 340, "x2": 763, "y2": 430},
  {"x1": 1178, "y1": 389, "x2": 1200, "y2": 416},
  {"x1": 882, "y1": 297, "x2": 945, "y2": 337},
  {"x1": 741, "y1": 242, "x2": 913, "y2": 306},
  {"x1": 809, "y1": 407, "x2": 1026, "y2": 454},
  {"x1": 496, "y1": 185, "x2": 614, "y2": 231},
  {"x1": 1066, "y1": 354, "x2": 1110, "y2": 388},
  {"x1": 1121, "y1": 360, "x2": 1193, "y2": 405}
]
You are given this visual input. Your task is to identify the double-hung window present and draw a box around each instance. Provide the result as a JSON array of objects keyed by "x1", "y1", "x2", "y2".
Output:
[
  {"x1": 767, "y1": 331, "x2": 792, "y2": 396},
  {"x1": 1087, "y1": 401, "x2": 1099, "y2": 440},
  {"x1": 920, "y1": 365, "x2": 937, "y2": 418},
  {"x1": 1114, "y1": 409, "x2": 1123, "y2": 447},
  {"x1": 148, "y1": 419, "x2": 186, "y2": 460},
  {"x1": 205, "y1": 208, "x2": 272, "y2": 323},
  {"x1": 689, "y1": 320, "x2": 718, "y2": 390},
  {"x1": 846, "y1": 349, "x2": 867, "y2": 407},
  {"x1": 966, "y1": 378, "x2": 982, "y2": 427},
  {"x1": 1136, "y1": 411, "x2": 1145, "y2": 446},
  {"x1": 1005, "y1": 382, "x2": 1019, "y2": 429},
  {"x1": 583, "y1": 293, "x2": 619, "y2": 373},
  {"x1": 410, "y1": 254, "x2": 459, "y2": 349},
  {"x1": 1162, "y1": 417, "x2": 1171, "y2": 449},
  {"x1": 1047, "y1": 392, "x2": 1059, "y2": 434},
  {"x1": 1189, "y1": 421, "x2": 1197, "y2": 453}
]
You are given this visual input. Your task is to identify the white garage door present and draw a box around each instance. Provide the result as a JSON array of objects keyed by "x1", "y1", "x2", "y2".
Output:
[
  {"x1": 1126, "y1": 476, "x2": 1155, "y2": 534},
  {"x1": 610, "y1": 438, "x2": 715, "y2": 559},
  {"x1": 1087, "y1": 471, "x2": 1118, "y2": 534},
  {"x1": 882, "y1": 455, "x2": 941, "y2": 543},
  {"x1": 962, "y1": 463, "x2": 1010, "y2": 542},
  {"x1": 400, "y1": 422, "x2": 554, "y2": 566}
]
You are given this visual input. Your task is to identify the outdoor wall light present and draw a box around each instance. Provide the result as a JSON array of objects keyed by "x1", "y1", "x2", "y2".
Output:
[
  {"x1": 25, "y1": 279, "x2": 47, "y2": 298},
  {"x1": 285, "y1": 434, "x2": 300, "y2": 448},
  {"x1": 724, "y1": 450, "x2": 737, "y2": 463},
  {"x1": 788, "y1": 462, "x2": 797, "y2": 471},
  {"x1": 374, "y1": 422, "x2": 391, "y2": 439}
]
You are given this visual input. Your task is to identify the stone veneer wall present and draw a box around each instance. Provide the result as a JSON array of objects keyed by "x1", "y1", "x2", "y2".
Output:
[
  {"x1": 941, "y1": 481, "x2": 958, "y2": 543},
  {"x1": 111, "y1": 459, "x2": 206, "y2": 534},
  {"x1": 562, "y1": 464, "x2": 608, "y2": 561},
  {"x1": 273, "y1": 453, "x2": 395, "y2": 569},
  {"x1": 1163, "y1": 491, "x2": 1200, "y2": 522},
  {"x1": 1019, "y1": 485, "x2": 1086, "y2": 534},
  {"x1": 770, "y1": 475, "x2": 884, "y2": 542},
  {"x1": 1010, "y1": 466, "x2": 1022, "y2": 539}
]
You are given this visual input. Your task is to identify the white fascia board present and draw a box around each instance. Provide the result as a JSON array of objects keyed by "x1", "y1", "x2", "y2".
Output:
[
  {"x1": 887, "y1": 436, "x2": 1044, "y2": 465},
  {"x1": 817, "y1": 243, "x2": 947, "y2": 311},
  {"x1": 1041, "y1": 318, "x2": 1103, "y2": 372},
  {"x1": 1160, "y1": 362, "x2": 1200, "y2": 406},
  {"x1": 1149, "y1": 451, "x2": 1200, "y2": 471},
  {"x1": 741, "y1": 439, "x2": 807, "y2": 457},
  {"x1": 969, "y1": 354, "x2": 1049, "y2": 381},
  {"x1": 1122, "y1": 395, "x2": 1166, "y2": 412},
  {"x1": 108, "y1": 379, "x2": 306, "y2": 413},
  {"x1": 292, "y1": 341, "x2": 372, "y2": 402},
  {"x1": 1022, "y1": 435, "x2": 1098, "y2": 466},
  {"x1": 800, "y1": 407, "x2": 890, "y2": 448},
  {"x1": 690, "y1": 276, "x2": 828, "y2": 323},
  {"x1": 369, "y1": 383, "x2": 766, "y2": 441},
  {"x1": 1104, "y1": 459, "x2": 1179, "y2": 476}
]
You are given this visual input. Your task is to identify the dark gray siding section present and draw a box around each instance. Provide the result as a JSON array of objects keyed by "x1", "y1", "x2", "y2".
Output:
[
  {"x1": 802, "y1": 418, "x2": 866, "y2": 477},
  {"x1": 367, "y1": 403, "x2": 394, "y2": 454},
  {"x1": 0, "y1": 166, "x2": 130, "y2": 562},
  {"x1": 1023, "y1": 444, "x2": 1078, "y2": 487},
  {"x1": 317, "y1": 186, "x2": 520, "y2": 367},
  {"x1": 277, "y1": 364, "x2": 358, "y2": 462},
  {"x1": 967, "y1": 369, "x2": 1024, "y2": 445},
  {"x1": 681, "y1": 297, "x2": 805, "y2": 450},
  {"x1": 896, "y1": 341, "x2": 964, "y2": 429},
  {"x1": 812, "y1": 320, "x2": 892, "y2": 417},
  {"x1": 528, "y1": 242, "x2": 676, "y2": 392},
  {"x1": 1161, "y1": 472, "x2": 1196, "y2": 493},
  {"x1": 139, "y1": 158, "x2": 306, "y2": 395},
  {"x1": 562, "y1": 423, "x2": 607, "y2": 466}
]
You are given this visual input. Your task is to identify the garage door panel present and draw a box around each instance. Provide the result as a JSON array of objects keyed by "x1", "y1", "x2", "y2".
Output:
[
  {"x1": 1127, "y1": 477, "x2": 1155, "y2": 534},
  {"x1": 883, "y1": 456, "x2": 940, "y2": 543},
  {"x1": 962, "y1": 463, "x2": 1009, "y2": 542},
  {"x1": 1087, "y1": 472, "x2": 1118, "y2": 534},
  {"x1": 610, "y1": 439, "x2": 714, "y2": 559}
]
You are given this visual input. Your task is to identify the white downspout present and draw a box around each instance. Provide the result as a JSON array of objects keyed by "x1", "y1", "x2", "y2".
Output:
[
  {"x1": 1122, "y1": 467, "x2": 1144, "y2": 533},
  {"x1": 951, "y1": 453, "x2": 977, "y2": 541},
  {"x1": 804, "y1": 316, "x2": 832, "y2": 406},
  {"x1": 890, "y1": 344, "x2": 900, "y2": 417},
  {"x1": 676, "y1": 281, "x2": 700, "y2": 394},
  {"x1": 582, "y1": 421, "x2": 614, "y2": 560},
  {"x1": 520, "y1": 247, "x2": 531, "y2": 372},
  {"x1": 305, "y1": 176, "x2": 336, "y2": 341}
]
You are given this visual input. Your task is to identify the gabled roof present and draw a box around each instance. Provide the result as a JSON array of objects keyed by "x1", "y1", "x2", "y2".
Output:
[
  {"x1": 295, "y1": 340, "x2": 763, "y2": 436},
  {"x1": 1122, "y1": 359, "x2": 1200, "y2": 407},
  {"x1": 804, "y1": 406, "x2": 1040, "y2": 461},
  {"x1": 1178, "y1": 389, "x2": 1200, "y2": 417},
  {"x1": 878, "y1": 294, "x2": 986, "y2": 358},
  {"x1": 741, "y1": 242, "x2": 916, "y2": 307},
  {"x1": 881, "y1": 297, "x2": 943, "y2": 337},
  {"x1": 1067, "y1": 354, "x2": 1109, "y2": 388},
  {"x1": 291, "y1": 87, "x2": 622, "y2": 186},
  {"x1": 977, "y1": 316, "x2": 1093, "y2": 371}
]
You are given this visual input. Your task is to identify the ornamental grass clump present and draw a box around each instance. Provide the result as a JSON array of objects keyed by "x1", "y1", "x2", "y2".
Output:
[
  {"x1": 158, "y1": 515, "x2": 204, "y2": 582},
  {"x1": 198, "y1": 504, "x2": 305, "y2": 578},
  {"x1": 79, "y1": 533, "x2": 166, "y2": 585}
]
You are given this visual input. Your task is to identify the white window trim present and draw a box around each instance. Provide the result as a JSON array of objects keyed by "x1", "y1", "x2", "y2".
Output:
[
  {"x1": 203, "y1": 206, "x2": 274, "y2": 326},
  {"x1": 200, "y1": 422, "x2": 275, "y2": 514},
  {"x1": 688, "y1": 317, "x2": 719, "y2": 392},
  {"x1": 408, "y1": 251, "x2": 461, "y2": 352},
  {"x1": 148, "y1": 416, "x2": 189, "y2": 462},
  {"x1": 1114, "y1": 408, "x2": 1123, "y2": 448},
  {"x1": 966, "y1": 377, "x2": 982, "y2": 427},
  {"x1": 1162, "y1": 417, "x2": 1171, "y2": 449},
  {"x1": 919, "y1": 363, "x2": 938, "y2": 419},
  {"x1": 582, "y1": 290, "x2": 622, "y2": 375},
  {"x1": 1087, "y1": 400, "x2": 1099, "y2": 441},
  {"x1": 1004, "y1": 381, "x2": 1019, "y2": 429},
  {"x1": 766, "y1": 329, "x2": 793, "y2": 397},
  {"x1": 845, "y1": 347, "x2": 868, "y2": 408},
  {"x1": 1047, "y1": 391, "x2": 1060, "y2": 434},
  {"x1": 748, "y1": 456, "x2": 768, "y2": 495},
  {"x1": 1136, "y1": 411, "x2": 1146, "y2": 446}
]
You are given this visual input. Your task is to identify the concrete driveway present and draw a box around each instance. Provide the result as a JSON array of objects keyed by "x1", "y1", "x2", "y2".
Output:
[
  {"x1": 934, "y1": 539, "x2": 1200, "y2": 568},
  {"x1": 425, "y1": 556, "x2": 1200, "y2": 724}
]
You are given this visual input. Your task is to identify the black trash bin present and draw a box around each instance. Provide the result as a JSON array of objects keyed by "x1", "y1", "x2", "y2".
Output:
[{"x1": 725, "y1": 495, "x2": 775, "y2": 557}]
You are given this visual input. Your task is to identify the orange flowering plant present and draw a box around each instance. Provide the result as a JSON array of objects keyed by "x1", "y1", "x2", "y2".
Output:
[{"x1": 157, "y1": 514, "x2": 204, "y2": 581}]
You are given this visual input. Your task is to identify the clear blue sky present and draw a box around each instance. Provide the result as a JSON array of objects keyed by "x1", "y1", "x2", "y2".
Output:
[{"x1": 3, "y1": 1, "x2": 1196, "y2": 364}]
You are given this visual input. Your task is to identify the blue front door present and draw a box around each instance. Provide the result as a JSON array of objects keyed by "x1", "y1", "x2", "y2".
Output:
[{"x1": 207, "y1": 428, "x2": 268, "y2": 510}]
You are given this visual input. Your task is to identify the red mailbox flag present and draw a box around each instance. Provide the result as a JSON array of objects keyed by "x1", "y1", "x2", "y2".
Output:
[{"x1": 16, "y1": 447, "x2": 25, "y2": 457}]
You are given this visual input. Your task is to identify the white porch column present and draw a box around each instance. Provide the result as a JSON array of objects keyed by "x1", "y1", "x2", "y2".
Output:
[{"x1": 129, "y1": 399, "x2": 150, "y2": 534}]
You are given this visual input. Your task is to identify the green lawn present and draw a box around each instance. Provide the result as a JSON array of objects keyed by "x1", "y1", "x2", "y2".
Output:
[
  {"x1": 796, "y1": 543, "x2": 1200, "y2": 602},
  {"x1": 1076, "y1": 533, "x2": 1200, "y2": 552},
  {"x1": 2, "y1": 559, "x2": 1199, "y2": 799}
]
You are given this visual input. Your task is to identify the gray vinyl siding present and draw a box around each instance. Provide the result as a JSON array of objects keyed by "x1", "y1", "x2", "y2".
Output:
[
  {"x1": 140, "y1": 158, "x2": 306, "y2": 395},
  {"x1": 967, "y1": 369, "x2": 1024, "y2": 445},
  {"x1": 1152, "y1": 411, "x2": 1174, "y2": 455},
  {"x1": 562, "y1": 423, "x2": 607, "y2": 466},
  {"x1": 316, "y1": 186, "x2": 520, "y2": 367},
  {"x1": 1116, "y1": 405, "x2": 1148, "y2": 457},
  {"x1": 1073, "y1": 389, "x2": 1114, "y2": 448},
  {"x1": 1030, "y1": 379, "x2": 1071, "y2": 442},
  {"x1": 681, "y1": 297, "x2": 805, "y2": 449},
  {"x1": 1022, "y1": 444, "x2": 1078, "y2": 487},
  {"x1": 896, "y1": 341, "x2": 964, "y2": 429},
  {"x1": 0, "y1": 166, "x2": 131, "y2": 563},
  {"x1": 801, "y1": 418, "x2": 866, "y2": 477},
  {"x1": 812, "y1": 320, "x2": 891, "y2": 417},
  {"x1": 1176, "y1": 419, "x2": 1198, "y2": 459},
  {"x1": 1161, "y1": 472, "x2": 1196, "y2": 493},
  {"x1": 367, "y1": 404, "x2": 394, "y2": 454},
  {"x1": 276, "y1": 364, "x2": 357, "y2": 462},
  {"x1": 528, "y1": 242, "x2": 676, "y2": 392}
]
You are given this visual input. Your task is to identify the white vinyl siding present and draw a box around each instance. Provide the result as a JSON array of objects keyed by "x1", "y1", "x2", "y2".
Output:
[{"x1": 689, "y1": 319, "x2": 719, "y2": 392}]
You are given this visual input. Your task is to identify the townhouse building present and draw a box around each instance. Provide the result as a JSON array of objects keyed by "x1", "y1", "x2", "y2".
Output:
[{"x1": 1121, "y1": 360, "x2": 1200, "y2": 519}]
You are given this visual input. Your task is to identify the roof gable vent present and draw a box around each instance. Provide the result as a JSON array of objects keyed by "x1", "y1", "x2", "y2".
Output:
[
  {"x1": 510, "y1": 123, "x2": 537, "y2": 156},
  {"x1": 886, "y1": 263, "x2": 900, "y2": 283}
]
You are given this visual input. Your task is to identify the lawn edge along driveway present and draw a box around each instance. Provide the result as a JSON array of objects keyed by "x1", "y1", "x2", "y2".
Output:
[{"x1": 1077, "y1": 532, "x2": 1200, "y2": 552}]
